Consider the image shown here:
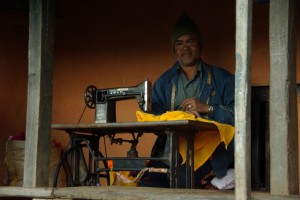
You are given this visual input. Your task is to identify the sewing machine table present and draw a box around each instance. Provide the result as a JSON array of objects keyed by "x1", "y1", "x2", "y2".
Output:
[{"x1": 52, "y1": 120, "x2": 217, "y2": 188}]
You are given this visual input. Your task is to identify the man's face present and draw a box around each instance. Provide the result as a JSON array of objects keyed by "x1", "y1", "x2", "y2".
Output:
[{"x1": 174, "y1": 35, "x2": 201, "y2": 67}]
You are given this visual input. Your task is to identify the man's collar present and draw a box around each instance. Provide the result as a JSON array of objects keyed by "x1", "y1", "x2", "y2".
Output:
[{"x1": 176, "y1": 61, "x2": 202, "y2": 73}]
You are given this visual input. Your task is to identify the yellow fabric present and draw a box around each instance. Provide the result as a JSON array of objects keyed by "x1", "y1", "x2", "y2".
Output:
[
  {"x1": 109, "y1": 171, "x2": 137, "y2": 186},
  {"x1": 136, "y1": 111, "x2": 235, "y2": 170}
]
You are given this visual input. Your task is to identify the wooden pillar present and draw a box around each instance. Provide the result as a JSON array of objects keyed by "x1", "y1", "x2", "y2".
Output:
[
  {"x1": 235, "y1": 0, "x2": 253, "y2": 199},
  {"x1": 23, "y1": 0, "x2": 55, "y2": 187},
  {"x1": 269, "y1": 0, "x2": 298, "y2": 195}
]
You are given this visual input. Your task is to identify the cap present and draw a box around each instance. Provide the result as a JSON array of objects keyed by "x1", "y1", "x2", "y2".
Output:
[{"x1": 170, "y1": 13, "x2": 203, "y2": 50}]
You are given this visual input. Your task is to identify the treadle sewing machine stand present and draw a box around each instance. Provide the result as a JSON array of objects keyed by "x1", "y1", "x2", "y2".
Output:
[
  {"x1": 52, "y1": 120, "x2": 217, "y2": 188},
  {"x1": 52, "y1": 80, "x2": 217, "y2": 188}
]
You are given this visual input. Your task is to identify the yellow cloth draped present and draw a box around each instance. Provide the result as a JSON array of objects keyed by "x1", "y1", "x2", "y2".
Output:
[
  {"x1": 109, "y1": 171, "x2": 137, "y2": 186},
  {"x1": 136, "y1": 111, "x2": 234, "y2": 170}
]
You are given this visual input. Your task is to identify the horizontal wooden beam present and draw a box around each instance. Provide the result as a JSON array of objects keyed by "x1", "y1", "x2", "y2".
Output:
[{"x1": 0, "y1": 186, "x2": 300, "y2": 200}]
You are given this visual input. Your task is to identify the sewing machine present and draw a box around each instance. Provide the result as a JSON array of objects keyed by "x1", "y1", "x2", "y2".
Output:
[{"x1": 84, "y1": 79, "x2": 152, "y2": 123}]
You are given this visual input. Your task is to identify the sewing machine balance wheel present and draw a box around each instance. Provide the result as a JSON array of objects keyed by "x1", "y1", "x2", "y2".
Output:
[{"x1": 84, "y1": 85, "x2": 97, "y2": 109}]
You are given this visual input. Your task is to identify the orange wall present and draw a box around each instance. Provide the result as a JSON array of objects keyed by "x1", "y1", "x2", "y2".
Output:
[{"x1": 0, "y1": 1, "x2": 299, "y2": 186}]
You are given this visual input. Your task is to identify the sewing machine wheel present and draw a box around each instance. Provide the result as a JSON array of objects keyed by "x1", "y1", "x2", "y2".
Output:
[
  {"x1": 84, "y1": 85, "x2": 97, "y2": 109},
  {"x1": 52, "y1": 143, "x2": 110, "y2": 187}
]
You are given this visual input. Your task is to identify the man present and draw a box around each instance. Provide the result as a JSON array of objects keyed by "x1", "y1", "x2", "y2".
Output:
[{"x1": 138, "y1": 13, "x2": 235, "y2": 188}]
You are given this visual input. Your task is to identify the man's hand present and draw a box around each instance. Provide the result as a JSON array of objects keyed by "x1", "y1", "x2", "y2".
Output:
[{"x1": 180, "y1": 97, "x2": 209, "y2": 117}]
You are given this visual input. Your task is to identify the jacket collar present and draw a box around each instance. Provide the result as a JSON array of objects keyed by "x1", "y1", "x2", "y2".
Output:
[{"x1": 169, "y1": 61, "x2": 214, "y2": 109}]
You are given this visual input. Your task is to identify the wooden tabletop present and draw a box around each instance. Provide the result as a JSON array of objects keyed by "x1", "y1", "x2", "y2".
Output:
[{"x1": 51, "y1": 120, "x2": 217, "y2": 134}]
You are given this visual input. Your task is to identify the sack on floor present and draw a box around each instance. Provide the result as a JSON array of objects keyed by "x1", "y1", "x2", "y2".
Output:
[{"x1": 4, "y1": 139, "x2": 66, "y2": 187}]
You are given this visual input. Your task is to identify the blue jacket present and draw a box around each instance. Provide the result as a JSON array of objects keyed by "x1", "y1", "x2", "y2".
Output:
[
  {"x1": 151, "y1": 60, "x2": 235, "y2": 177},
  {"x1": 152, "y1": 61, "x2": 234, "y2": 126}
]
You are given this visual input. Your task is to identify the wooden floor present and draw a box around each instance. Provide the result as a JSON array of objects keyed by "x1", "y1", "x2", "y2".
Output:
[{"x1": 0, "y1": 186, "x2": 299, "y2": 200}]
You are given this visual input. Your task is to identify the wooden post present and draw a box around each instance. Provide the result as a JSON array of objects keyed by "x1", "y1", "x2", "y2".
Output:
[
  {"x1": 269, "y1": 0, "x2": 298, "y2": 195},
  {"x1": 23, "y1": 0, "x2": 55, "y2": 187},
  {"x1": 235, "y1": 0, "x2": 253, "y2": 199}
]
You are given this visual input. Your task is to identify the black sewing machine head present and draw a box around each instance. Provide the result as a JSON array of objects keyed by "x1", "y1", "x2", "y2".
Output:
[{"x1": 84, "y1": 79, "x2": 152, "y2": 123}]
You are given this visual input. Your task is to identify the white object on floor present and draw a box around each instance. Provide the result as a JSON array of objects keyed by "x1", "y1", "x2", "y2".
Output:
[{"x1": 210, "y1": 168, "x2": 235, "y2": 189}]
